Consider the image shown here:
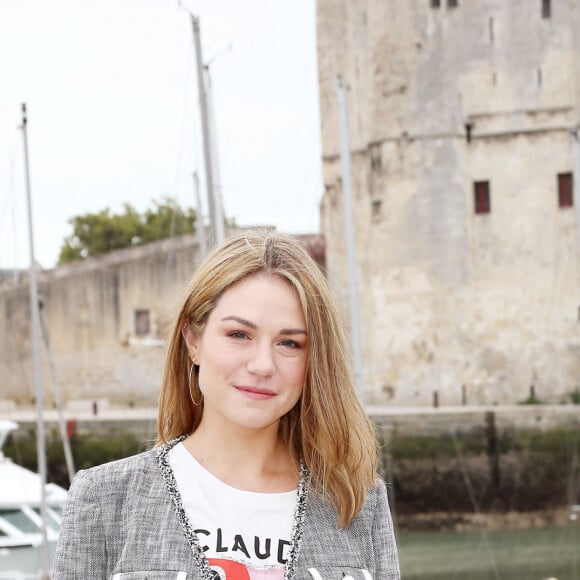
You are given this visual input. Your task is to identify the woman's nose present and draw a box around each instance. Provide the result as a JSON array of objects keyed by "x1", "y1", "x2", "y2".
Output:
[{"x1": 246, "y1": 343, "x2": 275, "y2": 376}]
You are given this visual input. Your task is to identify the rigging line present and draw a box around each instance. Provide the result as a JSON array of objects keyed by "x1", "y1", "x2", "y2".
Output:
[
  {"x1": 0, "y1": 155, "x2": 21, "y2": 279},
  {"x1": 377, "y1": 423, "x2": 398, "y2": 540},
  {"x1": 38, "y1": 301, "x2": 76, "y2": 484},
  {"x1": 450, "y1": 428, "x2": 502, "y2": 580},
  {"x1": 506, "y1": 430, "x2": 524, "y2": 515},
  {"x1": 543, "y1": 236, "x2": 570, "y2": 399},
  {"x1": 164, "y1": 38, "x2": 197, "y2": 289},
  {"x1": 0, "y1": 154, "x2": 16, "y2": 242},
  {"x1": 3, "y1": 355, "x2": 30, "y2": 413},
  {"x1": 319, "y1": 89, "x2": 332, "y2": 129},
  {"x1": 568, "y1": 430, "x2": 579, "y2": 580},
  {"x1": 172, "y1": 43, "x2": 196, "y2": 201},
  {"x1": 568, "y1": 432, "x2": 579, "y2": 509}
]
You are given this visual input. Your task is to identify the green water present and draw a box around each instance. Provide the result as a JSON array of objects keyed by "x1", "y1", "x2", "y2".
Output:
[{"x1": 397, "y1": 525, "x2": 579, "y2": 579}]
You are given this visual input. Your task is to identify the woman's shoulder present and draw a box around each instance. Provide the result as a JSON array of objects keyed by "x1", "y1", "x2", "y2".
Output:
[
  {"x1": 369, "y1": 476, "x2": 389, "y2": 501},
  {"x1": 308, "y1": 476, "x2": 388, "y2": 505},
  {"x1": 359, "y1": 477, "x2": 392, "y2": 519},
  {"x1": 70, "y1": 446, "x2": 159, "y2": 493},
  {"x1": 306, "y1": 477, "x2": 391, "y2": 530}
]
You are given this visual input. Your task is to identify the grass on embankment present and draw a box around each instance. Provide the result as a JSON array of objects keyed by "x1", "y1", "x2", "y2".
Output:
[{"x1": 398, "y1": 525, "x2": 580, "y2": 580}]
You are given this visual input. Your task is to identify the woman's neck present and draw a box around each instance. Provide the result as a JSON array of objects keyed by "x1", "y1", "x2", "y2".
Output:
[{"x1": 183, "y1": 418, "x2": 297, "y2": 493}]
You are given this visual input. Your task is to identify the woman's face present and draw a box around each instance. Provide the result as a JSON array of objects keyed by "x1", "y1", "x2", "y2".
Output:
[{"x1": 185, "y1": 273, "x2": 307, "y2": 434}]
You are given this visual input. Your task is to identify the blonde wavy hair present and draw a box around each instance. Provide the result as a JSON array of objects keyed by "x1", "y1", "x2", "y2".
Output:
[{"x1": 157, "y1": 230, "x2": 378, "y2": 528}]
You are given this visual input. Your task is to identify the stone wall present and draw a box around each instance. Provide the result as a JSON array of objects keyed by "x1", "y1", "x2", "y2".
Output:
[
  {"x1": 0, "y1": 235, "x2": 200, "y2": 406},
  {"x1": 317, "y1": 0, "x2": 580, "y2": 404}
]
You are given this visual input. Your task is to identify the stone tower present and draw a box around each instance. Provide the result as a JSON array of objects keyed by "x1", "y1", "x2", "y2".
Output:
[{"x1": 317, "y1": 0, "x2": 580, "y2": 405}]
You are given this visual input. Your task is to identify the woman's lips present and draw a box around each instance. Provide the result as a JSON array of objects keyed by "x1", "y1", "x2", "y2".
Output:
[{"x1": 235, "y1": 386, "x2": 276, "y2": 400}]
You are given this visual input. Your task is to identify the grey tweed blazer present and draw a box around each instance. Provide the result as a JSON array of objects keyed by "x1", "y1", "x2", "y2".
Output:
[{"x1": 52, "y1": 442, "x2": 400, "y2": 580}]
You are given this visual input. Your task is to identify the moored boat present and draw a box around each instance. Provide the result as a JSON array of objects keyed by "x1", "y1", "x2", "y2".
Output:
[{"x1": 0, "y1": 420, "x2": 67, "y2": 578}]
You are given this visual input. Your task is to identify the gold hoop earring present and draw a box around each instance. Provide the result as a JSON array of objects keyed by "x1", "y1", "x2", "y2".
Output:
[{"x1": 188, "y1": 364, "x2": 202, "y2": 406}]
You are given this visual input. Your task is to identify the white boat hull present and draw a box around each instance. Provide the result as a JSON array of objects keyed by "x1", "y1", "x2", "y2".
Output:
[{"x1": 0, "y1": 539, "x2": 57, "y2": 578}]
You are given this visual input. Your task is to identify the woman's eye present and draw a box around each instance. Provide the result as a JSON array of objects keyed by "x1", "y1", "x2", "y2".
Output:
[
  {"x1": 229, "y1": 330, "x2": 249, "y2": 339},
  {"x1": 279, "y1": 339, "x2": 300, "y2": 348}
]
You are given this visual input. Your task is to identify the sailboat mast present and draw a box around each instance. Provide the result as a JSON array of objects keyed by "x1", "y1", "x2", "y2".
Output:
[
  {"x1": 20, "y1": 103, "x2": 49, "y2": 578},
  {"x1": 334, "y1": 78, "x2": 364, "y2": 404},
  {"x1": 204, "y1": 65, "x2": 225, "y2": 245},
  {"x1": 193, "y1": 171, "x2": 208, "y2": 259},
  {"x1": 191, "y1": 15, "x2": 219, "y2": 248}
]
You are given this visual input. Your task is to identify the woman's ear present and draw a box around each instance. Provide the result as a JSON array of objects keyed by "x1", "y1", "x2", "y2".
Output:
[{"x1": 182, "y1": 322, "x2": 200, "y2": 363}]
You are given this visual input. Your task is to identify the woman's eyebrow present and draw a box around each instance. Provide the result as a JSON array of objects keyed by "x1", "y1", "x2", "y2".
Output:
[
  {"x1": 221, "y1": 315, "x2": 257, "y2": 329},
  {"x1": 280, "y1": 328, "x2": 307, "y2": 336},
  {"x1": 221, "y1": 315, "x2": 306, "y2": 335}
]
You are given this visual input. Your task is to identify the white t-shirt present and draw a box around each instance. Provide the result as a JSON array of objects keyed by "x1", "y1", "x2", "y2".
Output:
[{"x1": 168, "y1": 442, "x2": 296, "y2": 579}]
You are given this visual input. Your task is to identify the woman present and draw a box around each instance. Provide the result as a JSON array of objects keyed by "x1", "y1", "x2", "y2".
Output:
[{"x1": 53, "y1": 230, "x2": 400, "y2": 580}]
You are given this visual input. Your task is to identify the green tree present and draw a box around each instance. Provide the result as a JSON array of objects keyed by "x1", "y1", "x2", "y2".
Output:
[
  {"x1": 141, "y1": 198, "x2": 197, "y2": 244},
  {"x1": 58, "y1": 198, "x2": 196, "y2": 264}
]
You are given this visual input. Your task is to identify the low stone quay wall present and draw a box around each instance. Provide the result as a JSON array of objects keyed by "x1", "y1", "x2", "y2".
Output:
[
  {"x1": 4, "y1": 403, "x2": 579, "y2": 440},
  {"x1": 3, "y1": 404, "x2": 579, "y2": 530},
  {"x1": 367, "y1": 404, "x2": 580, "y2": 435}
]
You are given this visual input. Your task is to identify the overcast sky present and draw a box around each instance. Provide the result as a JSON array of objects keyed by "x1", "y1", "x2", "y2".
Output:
[{"x1": 0, "y1": 0, "x2": 323, "y2": 269}]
